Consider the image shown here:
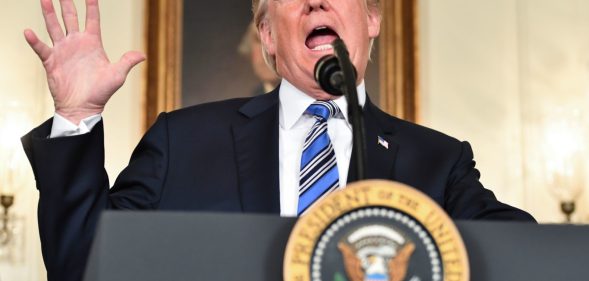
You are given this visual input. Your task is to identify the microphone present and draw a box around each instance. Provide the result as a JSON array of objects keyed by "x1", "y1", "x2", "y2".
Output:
[
  {"x1": 314, "y1": 56, "x2": 345, "y2": 96},
  {"x1": 313, "y1": 40, "x2": 357, "y2": 96}
]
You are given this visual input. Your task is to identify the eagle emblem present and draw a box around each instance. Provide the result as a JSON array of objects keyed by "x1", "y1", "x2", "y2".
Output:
[{"x1": 338, "y1": 225, "x2": 415, "y2": 281}]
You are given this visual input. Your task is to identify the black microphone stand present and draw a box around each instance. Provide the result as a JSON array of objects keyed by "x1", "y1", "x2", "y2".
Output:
[{"x1": 331, "y1": 39, "x2": 367, "y2": 181}]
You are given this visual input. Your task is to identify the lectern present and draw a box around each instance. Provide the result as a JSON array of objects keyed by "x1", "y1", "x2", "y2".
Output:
[{"x1": 83, "y1": 211, "x2": 589, "y2": 281}]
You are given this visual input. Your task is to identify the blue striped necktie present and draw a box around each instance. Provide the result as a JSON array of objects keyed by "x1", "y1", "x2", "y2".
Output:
[{"x1": 298, "y1": 101, "x2": 341, "y2": 215}]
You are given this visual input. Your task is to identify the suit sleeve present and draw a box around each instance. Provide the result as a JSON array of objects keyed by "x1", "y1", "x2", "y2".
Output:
[
  {"x1": 21, "y1": 113, "x2": 170, "y2": 281},
  {"x1": 443, "y1": 142, "x2": 536, "y2": 222}
]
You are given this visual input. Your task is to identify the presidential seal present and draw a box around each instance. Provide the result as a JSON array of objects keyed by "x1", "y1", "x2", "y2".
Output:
[{"x1": 283, "y1": 180, "x2": 468, "y2": 281}]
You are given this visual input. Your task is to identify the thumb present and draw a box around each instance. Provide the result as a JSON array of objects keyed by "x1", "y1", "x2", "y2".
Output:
[{"x1": 114, "y1": 51, "x2": 146, "y2": 76}]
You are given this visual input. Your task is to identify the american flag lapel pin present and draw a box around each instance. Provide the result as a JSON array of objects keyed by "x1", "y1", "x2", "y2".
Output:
[{"x1": 377, "y1": 136, "x2": 389, "y2": 149}]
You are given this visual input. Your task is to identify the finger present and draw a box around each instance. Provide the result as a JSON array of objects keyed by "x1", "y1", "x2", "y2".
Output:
[
  {"x1": 24, "y1": 29, "x2": 52, "y2": 61},
  {"x1": 114, "y1": 51, "x2": 146, "y2": 77},
  {"x1": 85, "y1": 0, "x2": 101, "y2": 37},
  {"x1": 59, "y1": 0, "x2": 80, "y2": 34},
  {"x1": 40, "y1": 0, "x2": 65, "y2": 43}
]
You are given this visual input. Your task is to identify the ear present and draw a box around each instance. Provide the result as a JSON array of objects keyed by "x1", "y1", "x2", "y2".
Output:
[
  {"x1": 367, "y1": 5, "x2": 381, "y2": 38},
  {"x1": 258, "y1": 19, "x2": 276, "y2": 56}
]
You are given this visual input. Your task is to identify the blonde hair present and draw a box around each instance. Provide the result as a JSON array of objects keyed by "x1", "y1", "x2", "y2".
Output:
[{"x1": 251, "y1": 0, "x2": 380, "y2": 72}]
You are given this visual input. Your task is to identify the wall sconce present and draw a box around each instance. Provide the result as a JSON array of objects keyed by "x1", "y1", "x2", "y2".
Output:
[
  {"x1": 0, "y1": 194, "x2": 14, "y2": 244},
  {"x1": 540, "y1": 109, "x2": 586, "y2": 223},
  {"x1": 0, "y1": 102, "x2": 31, "y2": 263}
]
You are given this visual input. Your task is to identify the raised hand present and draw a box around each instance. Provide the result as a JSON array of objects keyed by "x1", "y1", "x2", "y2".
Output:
[{"x1": 24, "y1": 0, "x2": 145, "y2": 124}]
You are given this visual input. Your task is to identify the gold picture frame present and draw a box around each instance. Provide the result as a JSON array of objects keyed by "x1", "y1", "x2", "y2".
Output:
[
  {"x1": 144, "y1": 0, "x2": 183, "y2": 129},
  {"x1": 143, "y1": 0, "x2": 418, "y2": 128},
  {"x1": 379, "y1": 0, "x2": 419, "y2": 123}
]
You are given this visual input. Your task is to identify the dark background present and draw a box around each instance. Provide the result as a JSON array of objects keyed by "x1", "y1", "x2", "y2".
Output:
[{"x1": 181, "y1": 0, "x2": 380, "y2": 107}]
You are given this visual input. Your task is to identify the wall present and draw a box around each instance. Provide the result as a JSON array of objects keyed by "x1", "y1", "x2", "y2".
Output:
[
  {"x1": 0, "y1": 1, "x2": 145, "y2": 280},
  {"x1": 420, "y1": 0, "x2": 589, "y2": 222},
  {"x1": 517, "y1": 0, "x2": 589, "y2": 222}
]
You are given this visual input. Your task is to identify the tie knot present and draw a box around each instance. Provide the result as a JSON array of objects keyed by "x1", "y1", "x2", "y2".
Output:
[{"x1": 305, "y1": 101, "x2": 341, "y2": 121}]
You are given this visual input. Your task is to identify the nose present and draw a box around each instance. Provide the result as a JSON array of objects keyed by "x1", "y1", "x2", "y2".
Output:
[{"x1": 305, "y1": 0, "x2": 330, "y2": 13}]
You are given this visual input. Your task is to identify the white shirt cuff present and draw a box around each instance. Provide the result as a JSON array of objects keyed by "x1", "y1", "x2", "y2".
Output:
[{"x1": 50, "y1": 113, "x2": 102, "y2": 138}]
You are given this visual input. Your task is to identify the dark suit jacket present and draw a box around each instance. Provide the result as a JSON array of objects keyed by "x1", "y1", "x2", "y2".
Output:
[{"x1": 22, "y1": 89, "x2": 534, "y2": 281}]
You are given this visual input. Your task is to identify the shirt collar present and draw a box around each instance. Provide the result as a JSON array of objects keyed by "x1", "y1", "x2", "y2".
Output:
[{"x1": 278, "y1": 78, "x2": 367, "y2": 130}]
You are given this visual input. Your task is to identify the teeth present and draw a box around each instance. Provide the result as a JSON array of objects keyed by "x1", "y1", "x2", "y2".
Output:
[
  {"x1": 315, "y1": 26, "x2": 328, "y2": 31},
  {"x1": 312, "y1": 44, "x2": 333, "y2": 51}
]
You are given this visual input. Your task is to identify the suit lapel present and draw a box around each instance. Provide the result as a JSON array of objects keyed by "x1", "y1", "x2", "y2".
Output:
[
  {"x1": 347, "y1": 100, "x2": 399, "y2": 183},
  {"x1": 232, "y1": 90, "x2": 280, "y2": 214},
  {"x1": 231, "y1": 91, "x2": 398, "y2": 211}
]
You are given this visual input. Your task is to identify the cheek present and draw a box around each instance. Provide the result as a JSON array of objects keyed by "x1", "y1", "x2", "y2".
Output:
[{"x1": 275, "y1": 33, "x2": 298, "y2": 57}]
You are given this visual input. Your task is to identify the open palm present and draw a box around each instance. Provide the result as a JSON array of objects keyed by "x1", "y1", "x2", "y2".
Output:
[{"x1": 24, "y1": 0, "x2": 145, "y2": 124}]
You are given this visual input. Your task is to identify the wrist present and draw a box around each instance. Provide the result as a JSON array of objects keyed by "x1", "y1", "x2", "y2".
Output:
[{"x1": 55, "y1": 107, "x2": 104, "y2": 125}]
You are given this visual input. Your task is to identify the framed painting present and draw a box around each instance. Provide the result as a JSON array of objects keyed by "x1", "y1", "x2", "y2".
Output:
[{"x1": 144, "y1": 0, "x2": 418, "y2": 129}]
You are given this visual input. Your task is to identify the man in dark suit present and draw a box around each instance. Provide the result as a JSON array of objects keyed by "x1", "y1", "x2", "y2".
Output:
[{"x1": 22, "y1": 0, "x2": 534, "y2": 280}]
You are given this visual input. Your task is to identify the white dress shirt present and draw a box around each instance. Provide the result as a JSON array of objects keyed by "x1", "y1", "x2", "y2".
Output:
[
  {"x1": 278, "y1": 79, "x2": 366, "y2": 216},
  {"x1": 50, "y1": 78, "x2": 367, "y2": 217},
  {"x1": 50, "y1": 112, "x2": 102, "y2": 138}
]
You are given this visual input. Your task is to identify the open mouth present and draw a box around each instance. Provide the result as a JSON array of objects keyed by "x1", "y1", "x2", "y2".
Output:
[{"x1": 305, "y1": 26, "x2": 340, "y2": 51}]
